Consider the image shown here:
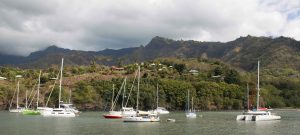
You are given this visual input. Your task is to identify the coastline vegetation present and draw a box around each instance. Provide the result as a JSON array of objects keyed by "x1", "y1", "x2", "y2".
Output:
[{"x1": 0, "y1": 58, "x2": 299, "y2": 111}]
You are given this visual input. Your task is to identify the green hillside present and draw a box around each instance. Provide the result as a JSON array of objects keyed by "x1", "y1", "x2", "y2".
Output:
[{"x1": 1, "y1": 58, "x2": 299, "y2": 111}]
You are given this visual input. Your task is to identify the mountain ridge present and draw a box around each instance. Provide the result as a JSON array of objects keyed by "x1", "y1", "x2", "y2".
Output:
[{"x1": 1, "y1": 35, "x2": 300, "y2": 71}]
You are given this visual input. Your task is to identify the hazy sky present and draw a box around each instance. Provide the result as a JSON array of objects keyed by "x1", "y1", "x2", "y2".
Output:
[{"x1": 0, "y1": 0, "x2": 299, "y2": 56}]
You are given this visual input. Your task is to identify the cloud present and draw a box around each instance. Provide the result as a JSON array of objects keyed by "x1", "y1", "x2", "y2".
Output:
[{"x1": 0, "y1": 0, "x2": 299, "y2": 56}]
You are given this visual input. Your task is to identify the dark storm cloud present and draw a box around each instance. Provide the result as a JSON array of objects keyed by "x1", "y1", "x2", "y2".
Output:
[{"x1": 0, "y1": 0, "x2": 299, "y2": 56}]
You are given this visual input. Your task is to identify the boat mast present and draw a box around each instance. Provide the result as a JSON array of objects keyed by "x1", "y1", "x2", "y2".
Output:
[
  {"x1": 187, "y1": 90, "x2": 190, "y2": 112},
  {"x1": 37, "y1": 70, "x2": 41, "y2": 108},
  {"x1": 246, "y1": 83, "x2": 249, "y2": 110},
  {"x1": 111, "y1": 84, "x2": 115, "y2": 111},
  {"x1": 192, "y1": 97, "x2": 194, "y2": 112},
  {"x1": 68, "y1": 89, "x2": 71, "y2": 104},
  {"x1": 156, "y1": 83, "x2": 159, "y2": 109},
  {"x1": 136, "y1": 66, "x2": 140, "y2": 111},
  {"x1": 256, "y1": 60, "x2": 260, "y2": 111},
  {"x1": 17, "y1": 78, "x2": 20, "y2": 108},
  {"x1": 122, "y1": 77, "x2": 127, "y2": 108},
  {"x1": 59, "y1": 58, "x2": 64, "y2": 109},
  {"x1": 25, "y1": 90, "x2": 27, "y2": 109}
]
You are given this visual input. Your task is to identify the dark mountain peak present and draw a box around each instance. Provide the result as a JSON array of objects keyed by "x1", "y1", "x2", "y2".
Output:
[
  {"x1": 146, "y1": 36, "x2": 176, "y2": 49},
  {"x1": 274, "y1": 36, "x2": 297, "y2": 42},
  {"x1": 234, "y1": 35, "x2": 297, "y2": 43},
  {"x1": 152, "y1": 36, "x2": 169, "y2": 40},
  {"x1": 26, "y1": 45, "x2": 72, "y2": 63},
  {"x1": 47, "y1": 45, "x2": 60, "y2": 49},
  {"x1": 43, "y1": 45, "x2": 70, "y2": 52},
  {"x1": 150, "y1": 36, "x2": 175, "y2": 44},
  {"x1": 234, "y1": 35, "x2": 261, "y2": 42}
]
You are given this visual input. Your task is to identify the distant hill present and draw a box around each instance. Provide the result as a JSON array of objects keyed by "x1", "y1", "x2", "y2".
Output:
[{"x1": 1, "y1": 36, "x2": 300, "y2": 71}]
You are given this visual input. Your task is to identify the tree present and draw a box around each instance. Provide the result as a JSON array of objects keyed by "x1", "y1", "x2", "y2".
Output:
[
  {"x1": 73, "y1": 81, "x2": 98, "y2": 109},
  {"x1": 224, "y1": 69, "x2": 241, "y2": 84},
  {"x1": 213, "y1": 66, "x2": 223, "y2": 76},
  {"x1": 174, "y1": 63, "x2": 186, "y2": 74}
]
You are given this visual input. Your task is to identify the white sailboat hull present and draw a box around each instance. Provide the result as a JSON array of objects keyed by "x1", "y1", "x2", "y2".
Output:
[
  {"x1": 121, "y1": 107, "x2": 136, "y2": 117},
  {"x1": 123, "y1": 116, "x2": 160, "y2": 122},
  {"x1": 236, "y1": 111, "x2": 281, "y2": 121},
  {"x1": 186, "y1": 112, "x2": 197, "y2": 118},
  {"x1": 154, "y1": 107, "x2": 170, "y2": 114},
  {"x1": 9, "y1": 108, "x2": 24, "y2": 113},
  {"x1": 253, "y1": 115, "x2": 281, "y2": 121},
  {"x1": 103, "y1": 111, "x2": 123, "y2": 118},
  {"x1": 38, "y1": 107, "x2": 53, "y2": 115},
  {"x1": 42, "y1": 111, "x2": 76, "y2": 117},
  {"x1": 42, "y1": 108, "x2": 76, "y2": 117},
  {"x1": 157, "y1": 111, "x2": 170, "y2": 114},
  {"x1": 236, "y1": 114, "x2": 253, "y2": 121},
  {"x1": 61, "y1": 103, "x2": 80, "y2": 114}
]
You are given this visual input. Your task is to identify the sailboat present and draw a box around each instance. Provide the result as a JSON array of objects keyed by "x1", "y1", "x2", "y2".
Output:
[
  {"x1": 186, "y1": 90, "x2": 196, "y2": 118},
  {"x1": 23, "y1": 70, "x2": 42, "y2": 115},
  {"x1": 103, "y1": 84, "x2": 123, "y2": 119},
  {"x1": 104, "y1": 75, "x2": 137, "y2": 118},
  {"x1": 121, "y1": 74, "x2": 138, "y2": 117},
  {"x1": 236, "y1": 60, "x2": 281, "y2": 121},
  {"x1": 38, "y1": 73, "x2": 61, "y2": 115},
  {"x1": 153, "y1": 83, "x2": 169, "y2": 114},
  {"x1": 60, "y1": 89, "x2": 80, "y2": 114},
  {"x1": 123, "y1": 66, "x2": 160, "y2": 122},
  {"x1": 9, "y1": 75, "x2": 25, "y2": 113},
  {"x1": 42, "y1": 58, "x2": 76, "y2": 117}
]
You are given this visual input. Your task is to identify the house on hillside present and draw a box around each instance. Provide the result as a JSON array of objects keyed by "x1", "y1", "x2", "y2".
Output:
[
  {"x1": 212, "y1": 75, "x2": 225, "y2": 80},
  {"x1": 111, "y1": 66, "x2": 125, "y2": 71},
  {"x1": 189, "y1": 69, "x2": 199, "y2": 75},
  {"x1": 150, "y1": 63, "x2": 156, "y2": 66}
]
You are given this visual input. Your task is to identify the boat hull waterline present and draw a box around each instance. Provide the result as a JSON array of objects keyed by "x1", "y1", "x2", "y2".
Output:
[
  {"x1": 103, "y1": 114, "x2": 122, "y2": 119},
  {"x1": 22, "y1": 109, "x2": 41, "y2": 115},
  {"x1": 123, "y1": 116, "x2": 160, "y2": 122}
]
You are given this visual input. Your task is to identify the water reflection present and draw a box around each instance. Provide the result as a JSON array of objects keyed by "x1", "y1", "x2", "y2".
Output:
[{"x1": 254, "y1": 120, "x2": 281, "y2": 135}]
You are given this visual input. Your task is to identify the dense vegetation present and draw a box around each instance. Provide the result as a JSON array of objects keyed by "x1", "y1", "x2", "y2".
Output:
[{"x1": 0, "y1": 58, "x2": 299, "y2": 111}]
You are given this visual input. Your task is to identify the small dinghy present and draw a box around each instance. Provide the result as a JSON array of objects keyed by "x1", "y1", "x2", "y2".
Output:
[{"x1": 167, "y1": 119, "x2": 176, "y2": 122}]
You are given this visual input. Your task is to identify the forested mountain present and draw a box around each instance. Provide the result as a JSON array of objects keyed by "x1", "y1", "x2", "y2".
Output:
[{"x1": 1, "y1": 35, "x2": 300, "y2": 71}]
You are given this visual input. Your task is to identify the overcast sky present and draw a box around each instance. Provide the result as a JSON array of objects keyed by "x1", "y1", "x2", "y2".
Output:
[{"x1": 0, "y1": 0, "x2": 300, "y2": 56}]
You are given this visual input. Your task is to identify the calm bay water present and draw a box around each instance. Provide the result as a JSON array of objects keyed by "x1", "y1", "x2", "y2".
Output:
[{"x1": 0, "y1": 110, "x2": 299, "y2": 135}]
